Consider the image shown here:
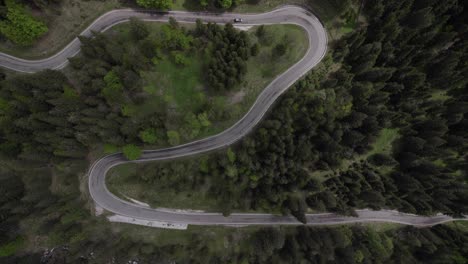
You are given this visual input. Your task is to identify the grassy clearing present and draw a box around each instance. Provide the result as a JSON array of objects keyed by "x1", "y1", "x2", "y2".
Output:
[
  {"x1": 0, "y1": 237, "x2": 24, "y2": 257},
  {"x1": 446, "y1": 221, "x2": 468, "y2": 232},
  {"x1": 309, "y1": 128, "x2": 400, "y2": 181},
  {"x1": 326, "y1": 2, "x2": 365, "y2": 41},
  {"x1": 345, "y1": 127, "x2": 400, "y2": 164},
  {"x1": 362, "y1": 222, "x2": 403, "y2": 232},
  {"x1": 340, "y1": 26, "x2": 354, "y2": 34},
  {"x1": 110, "y1": 22, "x2": 205, "y2": 116},
  {"x1": 110, "y1": 217, "x2": 253, "y2": 245},
  {"x1": 145, "y1": 57, "x2": 204, "y2": 110},
  {"x1": 366, "y1": 128, "x2": 399, "y2": 157},
  {"x1": 0, "y1": 0, "x2": 122, "y2": 59},
  {"x1": 107, "y1": 163, "x2": 219, "y2": 210},
  {"x1": 430, "y1": 90, "x2": 451, "y2": 101},
  {"x1": 343, "y1": 128, "x2": 400, "y2": 173},
  {"x1": 99, "y1": 223, "x2": 263, "y2": 260}
]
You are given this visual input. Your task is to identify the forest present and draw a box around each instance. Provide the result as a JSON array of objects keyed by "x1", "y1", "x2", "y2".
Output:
[
  {"x1": 110, "y1": 0, "x2": 468, "y2": 222},
  {"x1": 0, "y1": 18, "x2": 262, "y2": 162},
  {"x1": 0, "y1": 0, "x2": 467, "y2": 262},
  {"x1": 0, "y1": 14, "x2": 304, "y2": 261}
]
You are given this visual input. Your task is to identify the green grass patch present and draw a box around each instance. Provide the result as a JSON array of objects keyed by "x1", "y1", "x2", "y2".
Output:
[
  {"x1": 367, "y1": 128, "x2": 400, "y2": 157},
  {"x1": 340, "y1": 26, "x2": 354, "y2": 34},
  {"x1": 364, "y1": 222, "x2": 403, "y2": 232},
  {"x1": 433, "y1": 158, "x2": 446, "y2": 167},
  {"x1": 104, "y1": 224, "x2": 261, "y2": 261},
  {"x1": 430, "y1": 90, "x2": 451, "y2": 101},
  {"x1": 141, "y1": 55, "x2": 204, "y2": 111},
  {"x1": 310, "y1": 128, "x2": 400, "y2": 180},
  {"x1": 107, "y1": 163, "x2": 219, "y2": 211},
  {"x1": 0, "y1": 237, "x2": 24, "y2": 257},
  {"x1": 111, "y1": 22, "x2": 205, "y2": 114},
  {"x1": 340, "y1": 8, "x2": 357, "y2": 32},
  {"x1": 446, "y1": 221, "x2": 468, "y2": 232},
  {"x1": 0, "y1": 0, "x2": 122, "y2": 59}
]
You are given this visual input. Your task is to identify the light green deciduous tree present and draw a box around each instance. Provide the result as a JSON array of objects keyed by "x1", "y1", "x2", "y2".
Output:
[
  {"x1": 136, "y1": 0, "x2": 172, "y2": 10},
  {"x1": 139, "y1": 128, "x2": 158, "y2": 144},
  {"x1": 122, "y1": 144, "x2": 142, "y2": 160},
  {"x1": 0, "y1": 0, "x2": 48, "y2": 45}
]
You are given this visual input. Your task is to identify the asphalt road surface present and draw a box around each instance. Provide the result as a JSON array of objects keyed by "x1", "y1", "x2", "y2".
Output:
[{"x1": 1, "y1": 6, "x2": 465, "y2": 227}]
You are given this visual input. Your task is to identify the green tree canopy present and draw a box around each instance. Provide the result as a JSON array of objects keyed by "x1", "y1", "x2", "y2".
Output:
[
  {"x1": 122, "y1": 144, "x2": 142, "y2": 160},
  {"x1": 0, "y1": 0, "x2": 48, "y2": 45},
  {"x1": 102, "y1": 70, "x2": 124, "y2": 104},
  {"x1": 139, "y1": 128, "x2": 158, "y2": 144},
  {"x1": 129, "y1": 17, "x2": 149, "y2": 41},
  {"x1": 167, "y1": 130, "x2": 180, "y2": 146},
  {"x1": 136, "y1": 0, "x2": 172, "y2": 10},
  {"x1": 217, "y1": 0, "x2": 232, "y2": 9}
]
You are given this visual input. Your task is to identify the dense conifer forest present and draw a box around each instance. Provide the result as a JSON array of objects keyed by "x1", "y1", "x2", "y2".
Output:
[
  {"x1": 0, "y1": 0, "x2": 467, "y2": 262},
  {"x1": 113, "y1": 0, "x2": 468, "y2": 221}
]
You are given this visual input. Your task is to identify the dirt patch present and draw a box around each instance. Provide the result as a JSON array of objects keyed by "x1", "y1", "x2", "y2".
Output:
[
  {"x1": 234, "y1": 25, "x2": 253, "y2": 31},
  {"x1": 229, "y1": 90, "x2": 246, "y2": 104}
]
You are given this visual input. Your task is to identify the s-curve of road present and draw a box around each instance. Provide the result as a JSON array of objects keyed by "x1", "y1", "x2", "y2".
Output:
[{"x1": 1, "y1": 6, "x2": 465, "y2": 228}]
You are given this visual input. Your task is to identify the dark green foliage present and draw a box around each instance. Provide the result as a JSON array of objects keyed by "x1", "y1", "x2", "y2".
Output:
[
  {"x1": 0, "y1": 19, "x2": 254, "y2": 165},
  {"x1": 5, "y1": 222, "x2": 466, "y2": 263},
  {"x1": 195, "y1": 0, "x2": 240, "y2": 10},
  {"x1": 136, "y1": 0, "x2": 172, "y2": 9},
  {"x1": 250, "y1": 42, "x2": 259, "y2": 56},
  {"x1": 129, "y1": 17, "x2": 149, "y2": 41},
  {"x1": 217, "y1": 0, "x2": 232, "y2": 9},
  {"x1": 0, "y1": 70, "x2": 87, "y2": 160},
  {"x1": 122, "y1": 144, "x2": 142, "y2": 160},
  {"x1": 272, "y1": 43, "x2": 287, "y2": 57},
  {"x1": 127, "y1": 0, "x2": 468, "y2": 221},
  {"x1": 1, "y1": 0, "x2": 468, "y2": 260},
  {"x1": 255, "y1": 25, "x2": 265, "y2": 38},
  {"x1": 24, "y1": 0, "x2": 64, "y2": 10},
  {"x1": 196, "y1": 22, "x2": 250, "y2": 91}
]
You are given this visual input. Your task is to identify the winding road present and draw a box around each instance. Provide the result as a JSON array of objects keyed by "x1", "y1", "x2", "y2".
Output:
[{"x1": 1, "y1": 6, "x2": 465, "y2": 227}]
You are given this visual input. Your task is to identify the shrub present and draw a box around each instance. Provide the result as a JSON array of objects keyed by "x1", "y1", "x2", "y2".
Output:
[
  {"x1": 122, "y1": 144, "x2": 142, "y2": 160},
  {"x1": 0, "y1": 0, "x2": 48, "y2": 45},
  {"x1": 136, "y1": 0, "x2": 172, "y2": 9}
]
